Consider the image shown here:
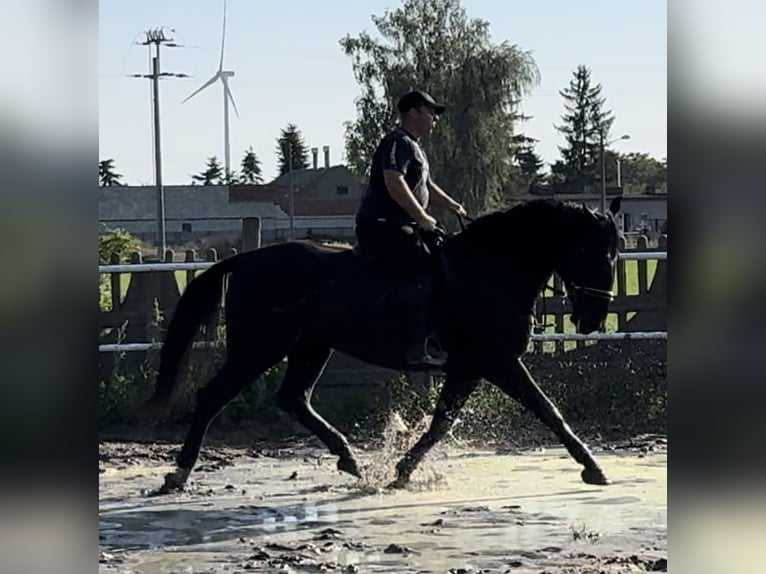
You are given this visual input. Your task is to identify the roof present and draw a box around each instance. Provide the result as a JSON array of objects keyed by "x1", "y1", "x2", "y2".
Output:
[
  {"x1": 516, "y1": 192, "x2": 667, "y2": 202},
  {"x1": 230, "y1": 165, "x2": 362, "y2": 217}
]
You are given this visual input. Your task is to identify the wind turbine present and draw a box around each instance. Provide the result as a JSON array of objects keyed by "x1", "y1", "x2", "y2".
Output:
[{"x1": 183, "y1": 0, "x2": 239, "y2": 178}]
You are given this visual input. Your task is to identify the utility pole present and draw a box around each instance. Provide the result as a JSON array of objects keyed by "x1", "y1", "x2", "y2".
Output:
[
  {"x1": 599, "y1": 128, "x2": 631, "y2": 213},
  {"x1": 600, "y1": 128, "x2": 606, "y2": 214},
  {"x1": 129, "y1": 28, "x2": 189, "y2": 257},
  {"x1": 288, "y1": 142, "x2": 295, "y2": 241},
  {"x1": 616, "y1": 158, "x2": 622, "y2": 188}
]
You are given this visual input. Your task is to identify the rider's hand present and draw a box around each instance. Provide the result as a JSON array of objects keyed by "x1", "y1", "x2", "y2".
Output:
[
  {"x1": 451, "y1": 202, "x2": 468, "y2": 217},
  {"x1": 417, "y1": 213, "x2": 438, "y2": 232}
]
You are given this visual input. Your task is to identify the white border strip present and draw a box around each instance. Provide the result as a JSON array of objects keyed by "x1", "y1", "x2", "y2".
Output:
[
  {"x1": 99, "y1": 331, "x2": 666, "y2": 352},
  {"x1": 99, "y1": 262, "x2": 213, "y2": 273},
  {"x1": 530, "y1": 331, "x2": 666, "y2": 341},
  {"x1": 99, "y1": 341, "x2": 218, "y2": 352}
]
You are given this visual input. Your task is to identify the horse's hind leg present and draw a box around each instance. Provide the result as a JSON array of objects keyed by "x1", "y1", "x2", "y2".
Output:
[
  {"x1": 158, "y1": 356, "x2": 278, "y2": 494},
  {"x1": 487, "y1": 358, "x2": 608, "y2": 486},
  {"x1": 388, "y1": 376, "x2": 480, "y2": 489},
  {"x1": 276, "y1": 340, "x2": 361, "y2": 478}
]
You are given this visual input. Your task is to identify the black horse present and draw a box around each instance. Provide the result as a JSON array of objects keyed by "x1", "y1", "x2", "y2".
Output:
[{"x1": 146, "y1": 197, "x2": 622, "y2": 493}]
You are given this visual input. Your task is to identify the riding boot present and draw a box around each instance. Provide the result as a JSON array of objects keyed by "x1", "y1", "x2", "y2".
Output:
[{"x1": 403, "y1": 283, "x2": 448, "y2": 368}]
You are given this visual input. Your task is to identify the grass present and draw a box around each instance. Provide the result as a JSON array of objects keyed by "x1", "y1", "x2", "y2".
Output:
[{"x1": 621, "y1": 259, "x2": 659, "y2": 295}]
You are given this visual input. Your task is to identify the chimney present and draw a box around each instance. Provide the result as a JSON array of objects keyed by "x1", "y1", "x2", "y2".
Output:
[
  {"x1": 311, "y1": 147, "x2": 318, "y2": 170},
  {"x1": 323, "y1": 145, "x2": 330, "y2": 168}
]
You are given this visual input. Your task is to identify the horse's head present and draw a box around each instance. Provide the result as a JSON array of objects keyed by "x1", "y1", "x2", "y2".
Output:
[{"x1": 556, "y1": 197, "x2": 622, "y2": 334}]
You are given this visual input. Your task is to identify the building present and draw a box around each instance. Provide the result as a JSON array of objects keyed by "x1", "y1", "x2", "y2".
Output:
[
  {"x1": 513, "y1": 191, "x2": 667, "y2": 237},
  {"x1": 230, "y1": 163, "x2": 363, "y2": 242},
  {"x1": 99, "y1": 151, "x2": 365, "y2": 244}
]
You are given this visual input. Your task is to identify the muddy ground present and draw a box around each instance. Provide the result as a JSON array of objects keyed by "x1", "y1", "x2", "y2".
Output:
[{"x1": 99, "y1": 432, "x2": 666, "y2": 573}]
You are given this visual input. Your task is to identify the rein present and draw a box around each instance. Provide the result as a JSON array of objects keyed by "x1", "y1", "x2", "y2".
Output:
[
  {"x1": 571, "y1": 285, "x2": 615, "y2": 301},
  {"x1": 456, "y1": 212, "x2": 474, "y2": 232}
]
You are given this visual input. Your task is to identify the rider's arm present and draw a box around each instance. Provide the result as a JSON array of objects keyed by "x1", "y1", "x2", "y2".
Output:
[
  {"x1": 384, "y1": 171, "x2": 432, "y2": 226},
  {"x1": 381, "y1": 137, "x2": 433, "y2": 227},
  {"x1": 427, "y1": 179, "x2": 463, "y2": 212}
]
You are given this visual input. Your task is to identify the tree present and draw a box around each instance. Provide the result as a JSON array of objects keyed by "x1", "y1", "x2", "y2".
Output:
[
  {"x1": 553, "y1": 65, "x2": 615, "y2": 193},
  {"x1": 513, "y1": 135, "x2": 550, "y2": 195},
  {"x1": 191, "y1": 156, "x2": 224, "y2": 185},
  {"x1": 514, "y1": 135, "x2": 544, "y2": 178},
  {"x1": 495, "y1": 134, "x2": 548, "y2": 199},
  {"x1": 276, "y1": 124, "x2": 309, "y2": 176},
  {"x1": 613, "y1": 152, "x2": 667, "y2": 194},
  {"x1": 99, "y1": 158, "x2": 124, "y2": 187},
  {"x1": 340, "y1": 0, "x2": 540, "y2": 215},
  {"x1": 239, "y1": 146, "x2": 264, "y2": 184}
]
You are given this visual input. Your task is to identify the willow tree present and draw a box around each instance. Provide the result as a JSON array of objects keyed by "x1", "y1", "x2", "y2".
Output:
[{"x1": 340, "y1": 0, "x2": 540, "y2": 214}]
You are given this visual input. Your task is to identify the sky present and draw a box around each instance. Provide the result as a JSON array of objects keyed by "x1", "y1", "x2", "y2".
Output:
[{"x1": 99, "y1": 0, "x2": 667, "y2": 186}]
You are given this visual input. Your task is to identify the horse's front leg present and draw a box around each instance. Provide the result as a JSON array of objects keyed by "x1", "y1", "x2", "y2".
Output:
[
  {"x1": 487, "y1": 358, "x2": 608, "y2": 485},
  {"x1": 388, "y1": 376, "x2": 480, "y2": 489}
]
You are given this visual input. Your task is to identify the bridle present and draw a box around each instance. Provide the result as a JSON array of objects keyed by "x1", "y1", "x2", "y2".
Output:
[
  {"x1": 455, "y1": 211, "x2": 614, "y2": 330},
  {"x1": 567, "y1": 284, "x2": 615, "y2": 302},
  {"x1": 534, "y1": 280, "x2": 614, "y2": 331}
]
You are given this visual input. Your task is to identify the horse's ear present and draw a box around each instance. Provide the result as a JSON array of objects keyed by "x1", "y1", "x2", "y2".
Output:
[{"x1": 609, "y1": 195, "x2": 623, "y2": 215}]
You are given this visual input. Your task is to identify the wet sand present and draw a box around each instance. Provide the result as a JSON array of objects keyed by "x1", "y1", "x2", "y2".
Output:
[{"x1": 99, "y1": 438, "x2": 666, "y2": 573}]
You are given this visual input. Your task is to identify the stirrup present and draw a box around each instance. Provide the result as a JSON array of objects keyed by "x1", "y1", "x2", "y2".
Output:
[{"x1": 405, "y1": 345, "x2": 448, "y2": 367}]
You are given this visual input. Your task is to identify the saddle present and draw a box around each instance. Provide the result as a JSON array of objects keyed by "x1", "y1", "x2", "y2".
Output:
[{"x1": 350, "y1": 227, "x2": 448, "y2": 307}]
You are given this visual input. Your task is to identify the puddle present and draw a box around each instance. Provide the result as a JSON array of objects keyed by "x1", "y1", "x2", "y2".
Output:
[{"x1": 100, "y1": 446, "x2": 666, "y2": 573}]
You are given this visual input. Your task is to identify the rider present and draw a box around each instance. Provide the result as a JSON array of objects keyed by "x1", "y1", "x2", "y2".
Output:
[{"x1": 355, "y1": 90, "x2": 467, "y2": 367}]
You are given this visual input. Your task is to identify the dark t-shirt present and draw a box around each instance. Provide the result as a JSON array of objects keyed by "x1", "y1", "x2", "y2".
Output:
[{"x1": 356, "y1": 126, "x2": 431, "y2": 224}]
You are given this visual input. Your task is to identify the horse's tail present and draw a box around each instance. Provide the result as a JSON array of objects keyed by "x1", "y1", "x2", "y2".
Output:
[{"x1": 145, "y1": 254, "x2": 239, "y2": 411}]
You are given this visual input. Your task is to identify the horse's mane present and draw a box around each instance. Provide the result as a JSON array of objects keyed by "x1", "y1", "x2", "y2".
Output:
[{"x1": 446, "y1": 199, "x2": 613, "y2": 254}]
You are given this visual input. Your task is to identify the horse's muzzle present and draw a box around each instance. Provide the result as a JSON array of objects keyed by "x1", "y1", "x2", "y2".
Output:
[{"x1": 573, "y1": 317, "x2": 604, "y2": 335}]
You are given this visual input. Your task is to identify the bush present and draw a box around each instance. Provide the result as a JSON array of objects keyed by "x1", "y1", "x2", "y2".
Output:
[{"x1": 99, "y1": 224, "x2": 140, "y2": 311}]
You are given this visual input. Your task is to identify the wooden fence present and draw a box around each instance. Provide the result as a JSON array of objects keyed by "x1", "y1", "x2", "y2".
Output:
[
  {"x1": 99, "y1": 235, "x2": 666, "y2": 388},
  {"x1": 533, "y1": 234, "x2": 667, "y2": 352}
]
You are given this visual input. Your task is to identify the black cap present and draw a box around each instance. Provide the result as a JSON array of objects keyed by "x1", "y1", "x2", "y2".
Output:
[{"x1": 397, "y1": 90, "x2": 446, "y2": 115}]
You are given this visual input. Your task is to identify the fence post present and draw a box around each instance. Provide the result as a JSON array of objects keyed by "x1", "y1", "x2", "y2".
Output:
[
  {"x1": 616, "y1": 236, "x2": 628, "y2": 331},
  {"x1": 185, "y1": 249, "x2": 197, "y2": 292},
  {"x1": 108, "y1": 253, "x2": 121, "y2": 311},
  {"x1": 622, "y1": 234, "x2": 666, "y2": 333},
  {"x1": 552, "y1": 273, "x2": 567, "y2": 352},
  {"x1": 203, "y1": 249, "x2": 220, "y2": 343},
  {"x1": 242, "y1": 217, "x2": 262, "y2": 252},
  {"x1": 637, "y1": 235, "x2": 649, "y2": 296}
]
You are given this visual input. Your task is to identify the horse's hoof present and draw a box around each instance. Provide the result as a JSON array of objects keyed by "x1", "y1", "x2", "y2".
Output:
[
  {"x1": 385, "y1": 476, "x2": 409, "y2": 490},
  {"x1": 581, "y1": 466, "x2": 609, "y2": 486},
  {"x1": 148, "y1": 484, "x2": 175, "y2": 497},
  {"x1": 151, "y1": 468, "x2": 191, "y2": 495},
  {"x1": 148, "y1": 480, "x2": 181, "y2": 497},
  {"x1": 386, "y1": 468, "x2": 411, "y2": 490},
  {"x1": 337, "y1": 457, "x2": 362, "y2": 479}
]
